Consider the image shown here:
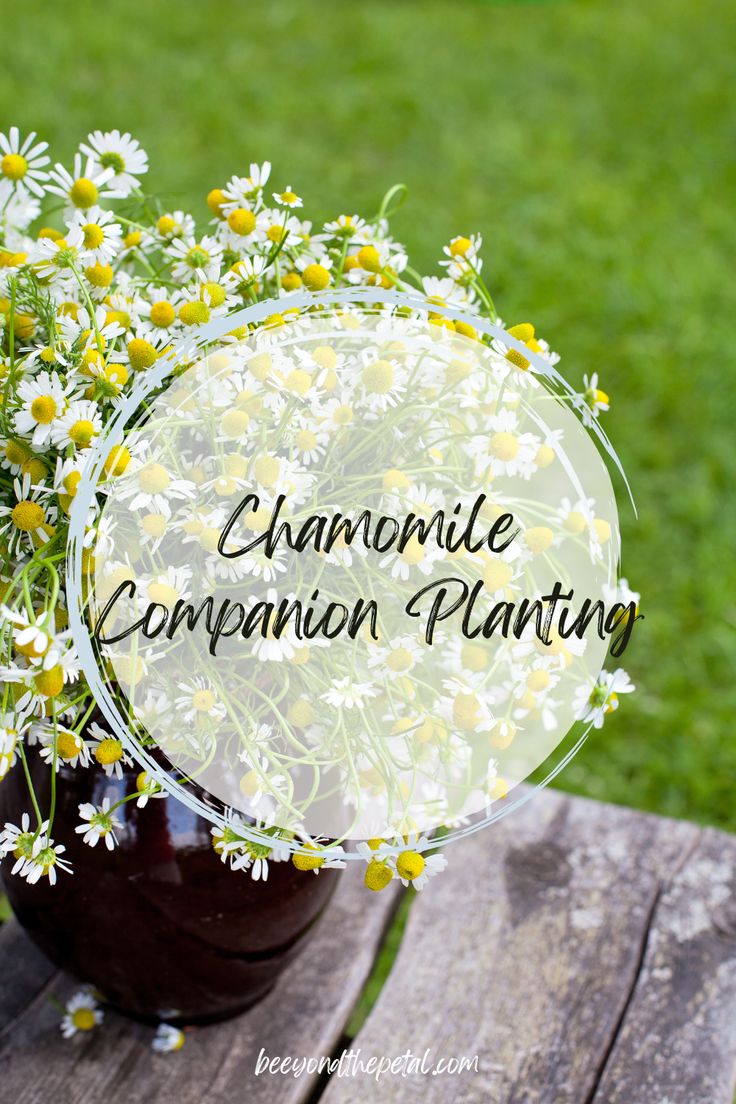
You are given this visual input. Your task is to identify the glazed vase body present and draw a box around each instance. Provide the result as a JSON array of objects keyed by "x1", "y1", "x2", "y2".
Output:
[{"x1": 0, "y1": 754, "x2": 338, "y2": 1024}]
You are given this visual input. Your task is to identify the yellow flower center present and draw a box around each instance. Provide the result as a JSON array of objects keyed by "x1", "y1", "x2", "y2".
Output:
[
  {"x1": 85, "y1": 262, "x2": 113, "y2": 288},
  {"x1": 287, "y1": 698, "x2": 314, "y2": 728},
  {"x1": 69, "y1": 178, "x2": 98, "y2": 209},
  {"x1": 362, "y1": 360, "x2": 394, "y2": 394},
  {"x1": 286, "y1": 368, "x2": 311, "y2": 396},
  {"x1": 357, "y1": 245, "x2": 382, "y2": 273},
  {"x1": 127, "y1": 338, "x2": 157, "y2": 371},
  {"x1": 281, "y1": 190, "x2": 298, "y2": 204},
  {"x1": 150, "y1": 301, "x2": 176, "y2": 328},
  {"x1": 94, "y1": 737, "x2": 123, "y2": 765},
  {"x1": 11, "y1": 500, "x2": 45, "y2": 531},
  {"x1": 564, "y1": 511, "x2": 587, "y2": 534},
  {"x1": 82, "y1": 223, "x2": 105, "y2": 249},
  {"x1": 386, "y1": 647, "x2": 413, "y2": 673},
  {"x1": 450, "y1": 236, "x2": 472, "y2": 256},
  {"x1": 103, "y1": 445, "x2": 131, "y2": 477},
  {"x1": 157, "y1": 215, "x2": 177, "y2": 237},
  {"x1": 33, "y1": 664, "x2": 64, "y2": 698},
  {"x1": 295, "y1": 429, "x2": 318, "y2": 452},
  {"x1": 57, "y1": 730, "x2": 83, "y2": 760},
  {"x1": 302, "y1": 264, "x2": 331, "y2": 292},
  {"x1": 201, "y1": 281, "x2": 226, "y2": 307},
  {"x1": 453, "y1": 691, "x2": 481, "y2": 730},
  {"x1": 192, "y1": 688, "x2": 216, "y2": 712},
  {"x1": 525, "y1": 526, "x2": 554, "y2": 555},
  {"x1": 267, "y1": 224, "x2": 286, "y2": 243},
  {"x1": 396, "y1": 850, "x2": 425, "y2": 881},
  {"x1": 506, "y1": 348, "x2": 530, "y2": 371},
  {"x1": 461, "y1": 643, "x2": 488, "y2": 672},
  {"x1": 281, "y1": 272, "x2": 302, "y2": 291},
  {"x1": 148, "y1": 582, "x2": 178, "y2": 605},
  {"x1": 239, "y1": 769, "x2": 260, "y2": 797},
  {"x1": 178, "y1": 301, "x2": 210, "y2": 326},
  {"x1": 399, "y1": 536, "x2": 424, "y2": 566},
  {"x1": 221, "y1": 409, "x2": 250, "y2": 438},
  {"x1": 142, "y1": 513, "x2": 167, "y2": 537},
  {"x1": 21, "y1": 458, "x2": 46, "y2": 482},
  {"x1": 490, "y1": 432, "x2": 519, "y2": 461},
  {"x1": 254, "y1": 455, "x2": 280, "y2": 488},
  {"x1": 5, "y1": 439, "x2": 31, "y2": 466},
  {"x1": 482, "y1": 556, "x2": 513, "y2": 593},
  {"x1": 2, "y1": 153, "x2": 28, "y2": 181},
  {"x1": 69, "y1": 419, "x2": 96, "y2": 447},
  {"x1": 364, "y1": 859, "x2": 393, "y2": 891},
  {"x1": 382, "y1": 468, "x2": 409, "y2": 491},
  {"x1": 227, "y1": 208, "x2": 256, "y2": 236},
  {"x1": 30, "y1": 394, "x2": 57, "y2": 424},
  {"x1": 138, "y1": 463, "x2": 170, "y2": 494},
  {"x1": 71, "y1": 1008, "x2": 96, "y2": 1032},
  {"x1": 206, "y1": 188, "x2": 227, "y2": 218},
  {"x1": 292, "y1": 845, "x2": 325, "y2": 872}
]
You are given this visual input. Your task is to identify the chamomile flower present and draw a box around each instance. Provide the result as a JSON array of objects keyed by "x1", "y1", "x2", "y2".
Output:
[
  {"x1": 79, "y1": 130, "x2": 149, "y2": 197},
  {"x1": 0, "y1": 475, "x2": 54, "y2": 554},
  {"x1": 31, "y1": 224, "x2": 87, "y2": 283},
  {"x1": 134, "y1": 771, "x2": 166, "y2": 809},
  {"x1": 0, "y1": 711, "x2": 28, "y2": 780},
  {"x1": 222, "y1": 162, "x2": 272, "y2": 207},
  {"x1": 118, "y1": 459, "x2": 196, "y2": 516},
  {"x1": 291, "y1": 833, "x2": 347, "y2": 873},
  {"x1": 152, "y1": 1024, "x2": 186, "y2": 1053},
  {"x1": 76, "y1": 797, "x2": 122, "y2": 850},
  {"x1": 14, "y1": 370, "x2": 73, "y2": 447},
  {"x1": 323, "y1": 677, "x2": 379, "y2": 710},
  {"x1": 36, "y1": 723, "x2": 91, "y2": 770},
  {"x1": 273, "y1": 185, "x2": 303, "y2": 209},
  {"x1": 574, "y1": 668, "x2": 635, "y2": 729},
  {"x1": 60, "y1": 988, "x2": 103, "y2": 1038},
  {"x1": 50, "y1": 399, "x2": 103, "y2": 451},
  {"x1": 68, "y1": 206, "x2": 123, "y2": 264},
  {"x1": 582, "y1": 372, "x2": 610, "y2": 424},
  {"x1": 175, "y1": 677, "x2": 227, "y2": 725},
  {"x1": 0, "y1": 127, "x2": 50, "y2": 199},
  {"x1": 322, "y1": 213, "x2": 368, "y2": 239},
  {"x1": 236, "y1": 748, "x2": 289, "y2": 814},
  {"x1": 21, "y1": 832, "x2": 73, "y2": 885},
  {"x1": 230, "y1": 821, "x2": 290, "y2": 882},
  {"x1": 383, "y1": 834, "x2": 448, "y2": 890},
  {"x1": 46, "y1": 153, "x2": 114, "y2": 214},
  {"x1": 168, "y1": 235, "x2": 223, "y2": 282},
  {"x1": 89, "y1": 721, "x2": 133, "y2": 779}
]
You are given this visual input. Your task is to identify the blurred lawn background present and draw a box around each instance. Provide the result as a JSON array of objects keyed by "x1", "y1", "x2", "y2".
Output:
[{"x1": 2, "y1": 0, "x2": 734, "y2": 828}]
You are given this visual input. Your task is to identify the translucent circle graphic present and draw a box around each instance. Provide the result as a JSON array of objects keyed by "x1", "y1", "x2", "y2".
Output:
[{"x1": 71, "y1": 297, "x2": 620, "y2": 845}]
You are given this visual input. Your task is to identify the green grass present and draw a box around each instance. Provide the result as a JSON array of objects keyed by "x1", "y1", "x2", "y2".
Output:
[{"x1": 2, "y1": 0, "x2": 735, "y2": 829}]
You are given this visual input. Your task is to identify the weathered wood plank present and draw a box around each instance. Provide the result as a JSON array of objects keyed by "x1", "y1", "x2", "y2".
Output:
[
  {"x1": 0, "y1": 919, "x2": 57, "y2": 1033},
  {"x1": 0, "y1": 864, "x2": 400, "y2": 1104},
  {"x1": 593, "y1": 825, "x2": 736, "y2": 1104},
  {"x1": 321, "y1": 787, "x2": 703, "y2": 1103}
]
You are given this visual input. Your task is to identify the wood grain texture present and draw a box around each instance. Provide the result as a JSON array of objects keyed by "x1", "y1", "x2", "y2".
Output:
[
  {"x1": 0, "y1": 864, "x2": 399, "y2": 1104},
  {"x1": 0, "y1": 920, "x2": 56, "y2": 1034},
  {"x1": 321, "y1": 787, "x2": 717, "y2": 1104},
  {"x1": 4, "y1": 789, "x2": 736, "y2": 1104},
  {"x1": 593, "y1": 825, "x2": 736, "y2": 1104}
]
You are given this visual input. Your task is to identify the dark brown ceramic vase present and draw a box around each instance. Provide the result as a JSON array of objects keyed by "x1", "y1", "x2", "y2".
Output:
[{"x1": 0, "y1": 750, "x2": 339, "y2": 1024}]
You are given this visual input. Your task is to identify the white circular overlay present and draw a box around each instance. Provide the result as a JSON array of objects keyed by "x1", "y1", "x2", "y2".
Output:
[{"x1": 76, "y1": 304, "x2": 620, "y2": 843}]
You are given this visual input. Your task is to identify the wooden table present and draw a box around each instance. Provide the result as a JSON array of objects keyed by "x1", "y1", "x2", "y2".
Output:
[{"x1": 2, "y1": 787, "x2": 736, "y2": 1103}]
